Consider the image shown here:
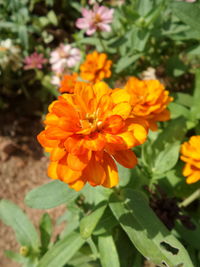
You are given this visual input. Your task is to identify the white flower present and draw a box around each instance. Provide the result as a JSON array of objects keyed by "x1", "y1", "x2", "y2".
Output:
[
  {"x1": 50, "y1": 44, "x2": 81, "y2": 73},
  {"x1": 0, "y1": 39, "x2": 22, "y2": 71}
]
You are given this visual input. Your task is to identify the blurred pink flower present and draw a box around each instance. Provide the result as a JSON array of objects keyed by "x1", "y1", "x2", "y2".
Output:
[
  {"x1": 24, "y1": 52, "x2": 47, "y2": 70},
  {"x1": 76, "y1": 4, "x2": 114, "y2": 35},
  {"x1": 50, "y1": 44, "x2": 81, "y2": 73}
]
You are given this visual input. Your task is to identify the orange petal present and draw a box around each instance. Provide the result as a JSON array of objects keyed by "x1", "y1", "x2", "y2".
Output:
[
  {"x1": 103, "y1": 115, "x2": 124, "y2": 134},
  {"x1": 44, "y1": 113, "x2": 59, "y2": 126},
  {"x1": 148, "y1": 120, "x2": 158, "y2": 131},
  {"x1": 84, "y1": 132, "x2": 105, "y2": 151},
  {"x1": 65, "y1": 135, "x2": 87, "y2": 155},
  {"x1": 68, "y1": 178, "x2": 86, "y2": 191},
  {"x1": 97, "y1": 94, "x2": 113, "y2": 119},
  {"x1": 58, "y1": 117, "x2": 80, "y2": 132},
  {"x1": 102, "y1": 152, "x2": 119, "y2": 188},
  {"x1": 45, "y1": 127, "x2": 72, "y2": 140},
  {"x1": 186, "y1": 171, "x2": 200, "y2": 184},
  {"x1": 154, "y1": 109, "x2": 170, "y2": 121},
  {"x1": 82, "y1": 154, "x2": 106, "y2": 186},
  {"x1": 48, "y1": 161, "x2": 59, "y2": 179},
  {"x1": 183, "y1": 163, "x2": 193, "y2": 176},
  {"x1": 93, "y1": 82, "x2": 110, "y2": 103},
  {"x1": 52, "y1": 101, "x2": 78, "y2": 120},
  {"x1": 111, "y1": 89, "x2": 130, "y2": 104},
  {"x1": 50, "y1": 146, "x2": 66, "y2": 161},
  {"x1": 57, "y1": 156, "x2": 82, "y2": 183},
  {"x1": 37, "y1": 131, "x2": 59, "y2": 148},
  {"x1": 67, "y1": 150, "x2": 91, "y2": 171},
  {"x1": 113, "y1": 150, "x2": 137, "y2": 168},
  {"x1": 117, "y1": 131, "x2": 135, "y2": 148},
  {"x1": 113, "y1": 102, "x2": 131, "y2": 119},
  {"x1": 125, "y1": 119, "x2": 148, "y2": 145}
]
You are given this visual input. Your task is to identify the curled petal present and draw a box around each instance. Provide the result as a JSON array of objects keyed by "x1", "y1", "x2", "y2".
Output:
[
  {"x1": 102, "y1": 152, "x2": 119, "y2": 188},
  {"x1": 113, "y1": 150, "x2": 137, "y2": 169}
]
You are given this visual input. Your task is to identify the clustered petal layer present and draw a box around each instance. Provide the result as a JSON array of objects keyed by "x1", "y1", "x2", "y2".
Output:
[
  {"x1": 38, "y1": 81, "x2": 148, "y2": 191},
  {"x1": 59, "y1": 73, "x2": 78, "y2": 94},
  {"x1": 124, "y1": 77, "x2": 173, "y2": 131},
  {"x1": 180, "y1": 136, "x2": 200, "y2": 184},
  {"x1": 80, "y1": 51, "x2": 112, "y2": 84}
]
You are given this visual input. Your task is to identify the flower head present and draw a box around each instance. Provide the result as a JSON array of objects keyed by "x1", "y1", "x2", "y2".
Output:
[
  {"x1": 80, "y1": 51, "x2": 112, "y2": 83},
  {"x1": 50, "y1": 44, "x2": 81, "y2": 73},
  {"x1": 124, "y1": 77, "x2": 173, "y2": 131},
  {"x1": 24, "y1": 52, "x2": 47, "y2": 70},
  {"x1": 180, "y1": 136, "x2": 200, "y2": 184},
  {"x1": 76, "y1": 4, "x2": 114, "y2": 35},
  {"x1": 38, "y1": 81, "x2": 148, "y2": 191},
  {"x1": 59, "y1": 73, "x2": 78, "y2": 93}
]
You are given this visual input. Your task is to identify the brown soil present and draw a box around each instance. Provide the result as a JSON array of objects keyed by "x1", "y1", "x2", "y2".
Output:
[{"x1": 0, "y1": 114, "x2": 66, "y2": 267}]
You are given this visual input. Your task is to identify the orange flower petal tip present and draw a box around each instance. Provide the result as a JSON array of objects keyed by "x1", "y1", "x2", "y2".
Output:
[{"x1": 180, "y1": 135, "x2": 200, "y2": 184}]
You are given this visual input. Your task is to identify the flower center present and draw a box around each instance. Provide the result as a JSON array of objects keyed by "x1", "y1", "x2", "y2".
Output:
[
  {"x1": 82, "y1": 111, "x2": 103, "y2": 133},
  {"x1": 94, "y1": 14, "x2": 102, "y2": 24}
]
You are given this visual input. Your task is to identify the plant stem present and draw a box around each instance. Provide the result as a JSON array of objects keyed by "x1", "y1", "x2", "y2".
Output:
[
  {"x1": 179, "y1": 189, "x2": 200, "y2": 208},
  {"x1": 97, "y1": 31, "x2": 106, "y2": 52}
]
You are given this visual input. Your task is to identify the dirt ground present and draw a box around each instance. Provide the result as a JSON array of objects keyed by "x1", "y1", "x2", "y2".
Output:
[{"x1": 0, "y1": 114, "x2": 66, "y2": 267}]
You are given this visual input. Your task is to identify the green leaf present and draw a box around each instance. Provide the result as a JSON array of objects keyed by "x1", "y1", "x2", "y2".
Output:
[
  {"x1": 67, "y1": 251, "x2": 96, "y2": 267},
  {"x1": 109, "y1": 189, "x2": 193, "y2": 267},
  {"x1": 98, "y1": 235, "x2": 120, "y2": 267},
  {"x1": 81, "y1": 184, "x2": 111, "y2": 205},
  {"x1": 137, "y1": 0, "x2": 154, "y2": 16},
  {"x1": 142, "y1": 117, "x2": 187, "y2": 173},
  {"x1": 37, "y1": 232, "x2": 85, "y2": 267},
  {"x1": 118, "y1": 163, "x2": 132, "y2": 187},
  {"x1": 80, "y1": 201, "x2": 107, "y2": 239},
  {"x1": 18, "y1": 25, "x2": 29, "y2": 49},
  {"x1": 25, "y1": 180, "x2": 78, "y2": 209},
  {"x1": 166, "y1": 56, "x2": 187, "y2": 77},
  {"x1": 39, "y1": 213, "x2": 52, "y2": 254},
  {"x1": 153, "y1": 141, "x2": 181, "y2": 174},
  {"x1": 0, "y1": 200, "x2": 39, "y2": 250},
  {"x1": 191, "y1": 69, "x2": 200, "y2": 119},
  {"x1": 47, "y1": 10, "x2": 58, "y2": 26},
  {"x1": 115, "y1": 53, "x2": 141, "y2": 73},
  {"x1": 93, "y1": 207, "x2": 118, "y2": 236},
  {"x1": 153, "y1": 117, "x2": 187, "y2": 146},
  {"x1": 175, "y1": 93, "x2": 193, "y2": 108},
  {"x1": 172, "y1": 2, "x2": 200, "y2": 35},
  {"x1": 169, "y1": 103, "x2": 190, "y2": 119},
  {"x1": 5, "y1": 250, "x2": 27, "y2": 264}
]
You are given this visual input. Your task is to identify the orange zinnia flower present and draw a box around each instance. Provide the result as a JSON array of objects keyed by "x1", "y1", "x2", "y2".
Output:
[
  {"x1": 180, "y1": 136, "x2": 200, "y2": 184},
  {"x1": 37, "y1": 81, "x2": 148, "y2": 191},
  {"x1": 124, "y1": 77, "x2": 173, "y2": 131},
  {"x1": 80, "y1": 51, "x2": 112, "y2": 83},
  {"x1": 59, "y1": 73, "x2": 78, "y2": 94}
]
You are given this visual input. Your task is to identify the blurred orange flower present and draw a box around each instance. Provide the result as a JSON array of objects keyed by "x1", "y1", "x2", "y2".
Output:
[
  {"x1": 38, "y1": 81, "x2": 148, "y2": 191},
  {"x1": 124, "y1": 77, "x2": 173, "y2": 131},
  {"x1": 180, "y1": 136, "x2": 200, "y2": 184},
  {"x1": 59, "y1": 73, "x2": 78, "y2": 94},
  {"x1": 80, "y1": 51, "x2": 112, "y2": 83}
]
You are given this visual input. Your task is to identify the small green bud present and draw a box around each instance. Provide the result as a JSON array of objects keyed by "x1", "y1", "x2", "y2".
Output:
[{"x1": 19, "y1": 246, "x2": 29, "y2": 257}]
